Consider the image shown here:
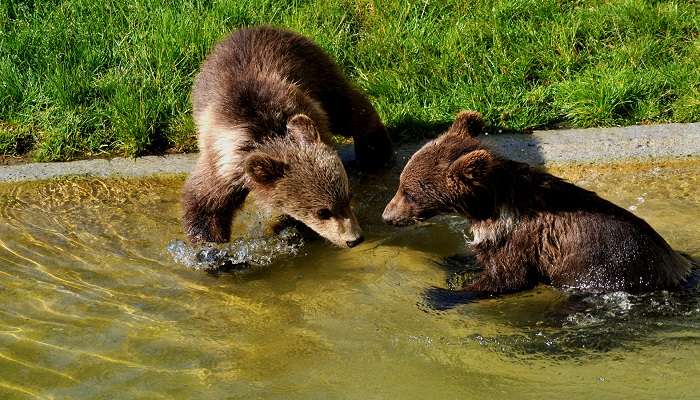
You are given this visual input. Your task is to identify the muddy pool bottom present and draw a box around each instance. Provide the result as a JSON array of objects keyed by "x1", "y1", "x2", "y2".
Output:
[{"x1": 0, "y1": 160, "x2": 699, "y2": 399}]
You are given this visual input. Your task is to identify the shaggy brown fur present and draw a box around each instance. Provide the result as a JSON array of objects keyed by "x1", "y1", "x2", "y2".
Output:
[
  {"x1": 383, "y1": 110, "x2": 692, "y2": 296},
  {"x1": 183, "y1": 27, "x2": 392, "y2": 246}
]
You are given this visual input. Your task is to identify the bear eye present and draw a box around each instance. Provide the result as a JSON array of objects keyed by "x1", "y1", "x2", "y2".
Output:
[{"x1": 316, "y1": 208, "x2": 332, "y2": 220}]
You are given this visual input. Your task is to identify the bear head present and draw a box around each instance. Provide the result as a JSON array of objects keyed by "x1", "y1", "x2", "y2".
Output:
[
  {"x1": 383, "y1": 110, "x2": 502, "y2": 225},
  {"x1": 245, "y1": 114, "x2": 364, "y2": 248}
]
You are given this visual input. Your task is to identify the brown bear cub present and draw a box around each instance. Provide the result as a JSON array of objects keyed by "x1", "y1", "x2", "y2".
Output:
[
  {"x1": 383, "y1": 111, "x2": 693, "y2": 302},
  {"x1": 183, "y1": 27, "x2": 393, "y2": 247}
]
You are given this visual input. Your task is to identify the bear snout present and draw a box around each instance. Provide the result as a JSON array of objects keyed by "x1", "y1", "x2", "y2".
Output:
[
  {"x1": 381, "y1": 208, "x2": 399, "y2": 225},
  {"x1": 346, "y1": 236, "x2": 364, "y2": 248},
  {"x1": 340, "y1": 218, "x2": 364, "y2": 248},
  {"x1": 382, "y1": 194, "x2": 414, "y2": 226},
  {"x1": 320, "y1": 216, "x2": 364, "y2": 248}
]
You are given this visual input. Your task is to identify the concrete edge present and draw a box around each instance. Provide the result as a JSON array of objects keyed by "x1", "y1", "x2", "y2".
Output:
[{"x1": 1, "y1": 123, "x2": 699, "y2": 182}]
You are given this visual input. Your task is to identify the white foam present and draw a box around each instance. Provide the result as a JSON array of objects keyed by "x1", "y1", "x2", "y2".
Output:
[{"x1": 167, "y1": 227, "x2": 304, "y2": 271}]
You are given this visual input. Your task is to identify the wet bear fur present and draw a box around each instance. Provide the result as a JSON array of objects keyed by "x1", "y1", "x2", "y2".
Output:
[
  {"x1": 183, "y1": 27, "x2": 392, "y2": 247},
  {"x1": 383, "y1": 111, "x2": 692, "y2": 300}
]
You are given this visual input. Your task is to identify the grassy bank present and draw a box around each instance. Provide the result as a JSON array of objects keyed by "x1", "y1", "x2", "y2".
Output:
[{"x1": 1, "y1": 0, "x2": 699, "y2": 161}]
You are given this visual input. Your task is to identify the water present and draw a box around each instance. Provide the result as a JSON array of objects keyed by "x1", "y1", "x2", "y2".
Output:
[
  {"x1": 0, "y1": 159, "x2": 698, "y2": 399},
  {"x1": 166, "y1": 226, "x2": 304, "y2": 272}
]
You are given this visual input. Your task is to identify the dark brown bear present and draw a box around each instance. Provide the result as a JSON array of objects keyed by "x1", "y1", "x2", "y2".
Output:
[
  {"x1": 183, "y1": 27, "x2": 393, "y2": 247},
  {"x1": 383, "y1": 110, "x2": 692, "y2": 300}
]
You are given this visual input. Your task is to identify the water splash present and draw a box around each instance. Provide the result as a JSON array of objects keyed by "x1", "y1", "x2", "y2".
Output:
[
  {"x1": 469, "y1": 289, "x2": 700, "y2": 358},
  {"x1": 434, "y1": 215, "x2": 471, "y2": 244},
  {"x1": 167, "y1": 227, "x2": 304, "y2": 271},
  {"x1": 628, "y1": 192, "x2": 647, "y2": 211},
  {"x1": 563, "y1": 291, "x2": 634, "y2": 327}
]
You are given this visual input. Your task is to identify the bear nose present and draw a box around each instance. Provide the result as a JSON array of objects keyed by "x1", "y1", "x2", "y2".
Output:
[
  {"x1": 382, "y1": 208, "x2": 399, "y2": 225},
  {"x1": 381, "y1": 211, "x2": 394, "y2": 225},
  {"x1": 346, "y1": 236, "x2": 364, "y2": 248}
]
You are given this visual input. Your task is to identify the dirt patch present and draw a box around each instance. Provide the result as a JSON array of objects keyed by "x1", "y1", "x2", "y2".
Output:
[{"x1": 0, "y1": 155, "x2": 32, "y2": 166}]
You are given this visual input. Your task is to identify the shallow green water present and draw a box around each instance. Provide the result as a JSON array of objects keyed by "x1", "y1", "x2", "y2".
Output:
[{"x1": 0, "y1": 160, "x2": 699, "y2": 399}]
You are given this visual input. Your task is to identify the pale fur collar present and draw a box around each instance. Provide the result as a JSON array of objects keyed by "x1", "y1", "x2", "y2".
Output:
[{"x1": 468, "y1": 207, "x2": 517, "y2": 246}]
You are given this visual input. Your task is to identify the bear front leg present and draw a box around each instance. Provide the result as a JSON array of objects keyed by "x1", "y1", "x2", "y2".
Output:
[
  {"x1": 329, "y1": 89, "x2": 393, "y2": 169},
  {"x1": 422, "y1": 287, "x2": 491, "y2": 311},
  {"x1": 351, "y1": 111, "x2": 394, "y2": 169},
  {"x1": 462, "y1": 260, "x2": 538, "y2": 295},
  {"x1": 423, "y1": 259, "x2": 536, "y2": 310},
  {"x1": 422, "y1": 274, "x2": 534, "y2": 311},
  {"x1": 352, "y1": 123, "x2": 393, "y2": 169},
  {"x1": 182, "y1": 161, "x2": 248, "y2": 243},
  {"x1": 182, "y1": 182, "x2": 248, "y2": 243}
]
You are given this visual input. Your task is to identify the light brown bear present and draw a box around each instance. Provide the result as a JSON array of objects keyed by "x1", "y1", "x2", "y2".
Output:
[
  {"x1": 383, "y1": 110, "x2": 694, "y2": 303},
  {"x1": 183, "y1": 27, "x2": 393, "y2": 247}
]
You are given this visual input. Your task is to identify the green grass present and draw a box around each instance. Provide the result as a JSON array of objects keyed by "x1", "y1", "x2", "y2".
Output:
[{"x1": 1, "y1": 0, "x2": 699, "y2": 161}]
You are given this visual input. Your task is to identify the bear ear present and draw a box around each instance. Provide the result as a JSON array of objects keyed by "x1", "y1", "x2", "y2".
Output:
[
  {"x1": 448, "y1": 110, "x2": 484, "y2": 138},
  {"x1": 287, "y1": 114, "x2": 321, "y2": 145},
  {"x1": 448, "y1": 149, "x2": 494, "y2": 183},
  {"x1": 245, "y1": 152, "x2": 287, "y2": 186}
]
